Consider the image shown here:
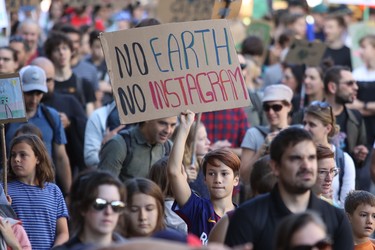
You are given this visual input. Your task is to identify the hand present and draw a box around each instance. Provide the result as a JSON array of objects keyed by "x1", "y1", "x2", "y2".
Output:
[
  {"x1": 185, "y1": 164, "x2": 198, "y2": 182},
  {"x1": 59, "y1": 112, "x2": 71, "y2": 128},
  {"x1": 102, "y1": 125, "x2": 126, "y2": 145},
  {"x1": 0, "y1": 218, "x2": 22, "y2": 250},
  {"x1": 180, "y1": 110, "x2": 195, "y2": 129},
  {"x1": 209, "y1": 140, "x2": 232, "y2": 151},
  {"x1": 353, "y1": 145, "x2": 369, "y2": 162}
]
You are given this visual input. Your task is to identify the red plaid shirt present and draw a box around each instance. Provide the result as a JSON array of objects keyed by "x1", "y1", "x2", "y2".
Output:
[{"x1": 201, "y1": 108, "x2": 249, "y2": 148}]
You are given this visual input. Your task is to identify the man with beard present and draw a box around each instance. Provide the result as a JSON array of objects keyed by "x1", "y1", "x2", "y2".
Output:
[
  {"x1": 324, "y1": 66, "x2": 369, "y2": 190},
  {"x1": 224, "y1": 127, "x2": 353, "y2": 249},
  {"x1": 98, "y1": 116, "x2": 177, "y2": 183}
]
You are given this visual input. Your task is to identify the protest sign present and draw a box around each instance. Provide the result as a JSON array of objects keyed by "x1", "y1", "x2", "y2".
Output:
[
  {"x1": 284, "y1": 39, "x2": 326, "y2": 66},
  {"x1": 64, "y1": 0, "x2": 127, "y2": 9},
  {"x1": 211, "y1": 0, "x2": 242, "y2": 19},
  {"x1": 0, "y1": 73, "x2": 26, "y2": 123},
  {"x1": 156, "y1": 0, "x2": 215, "y2": 23},
  {"x1": 0, "y1": 0, "x2": 8, "y2": 28},
  {"x1": 349, "y1": 22, "x2": 375, "y2": 70},
  {"x1": 6, "y1": 0, "x2": 39, "y2": 12},
  {"x1": 100, "y1": 19, "x2": 250, "y2": 124},
  {"x1": 246, "y1": 20, "x2": 272, "y2": 63},
  {"x1": 328, "y1": 0, "x2": 375, "y2": 5}
]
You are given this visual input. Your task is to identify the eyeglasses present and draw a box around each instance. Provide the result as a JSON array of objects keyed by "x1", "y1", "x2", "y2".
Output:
[
  {"x1": 309, "y1": 101, "x2": 334, "y2": 126},
  {"x1": 263, "y1": 103, "x2": 283, "y2": 112},
  {"x1": 317, "y1": 168, "x2": 339, "y2": 179},
  {"x1": 290, "y1": 238, "x2": 333, "y2": 250},
  {"x1": 339, "y1": 80, "x2": 356, "y2": 87},
  {"x1": 240, "y1": 63, "x2": 247, "y2": 70},
  {"x1": 91, "y1": 198, "x2": 125, "y2": 213}
]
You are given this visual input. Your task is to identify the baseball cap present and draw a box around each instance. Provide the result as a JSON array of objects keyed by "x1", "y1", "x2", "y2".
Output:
[
  {"x1": 20, "y1": 65, "x2": 48, "y2": 93},
  {"x1": 262, "y1": 84, "x2": 293, "y2": 103}
]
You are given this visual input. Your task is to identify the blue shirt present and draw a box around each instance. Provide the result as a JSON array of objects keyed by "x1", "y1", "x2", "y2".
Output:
[
  {"x1": 7, "y1": 181, "x2": 68, "y2": 250},
  {"x1": 172, "y1": 193, "x2": 224, "y2": 245},
  {"x1": 6, "y1": 104, "x2": 67, "y2": 156}
]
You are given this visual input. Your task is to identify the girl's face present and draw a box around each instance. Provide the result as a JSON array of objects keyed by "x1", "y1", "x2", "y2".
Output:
[
  {"x1": 10, "y1": 142, "x2": 39, "y2": 184},
  {"x1": 303, "y1": 114, "x2": 331, "y2": 144},
  {"x1": 282, "y1": 68, "x2": 298, "y2": 93},
  {"x1": 304, "y1": 67, "x2": 324, "y2": 97},
  {"x1": 127, "y1": 193, "x2": 159, "y2": 237},
  {"x1": 290, "y1": 222, "x2": 330, "y2": 249},
  {"x1": 195, "y1": 125, "x2": 210, "y2": 156},
  {"x1": 83, "y1": 184, "x2": 123, "y2": 238},
  {"x1": 315, "y1": 158, "x2": 336, "y2": 195}
]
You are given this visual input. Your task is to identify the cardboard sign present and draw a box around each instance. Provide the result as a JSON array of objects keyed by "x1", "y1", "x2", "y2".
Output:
[
  {"x1": 6, "y1": 0, "x2": 40, "y2": 12},
  {"x1": 284, "y1": 39, "x2": 326, "y2": 66},
  {"x1": 328, "y1": 0, "x2": 375, "y2": 5},
  {"x1": 0, "y1": 73, "x2": 27, "y2": 124},
  {"x1": 156, "y1": 0, "x2": 215, "y2": 23},
  {"x1": 100, "y1": 19, "x2": 250, "y2": 124},
  {"x1": 211, "y1": 0, "x2": 242, "y2": 19},
  {"x1": 349, "y1": 22, "x2": 375, "y2": 70}
]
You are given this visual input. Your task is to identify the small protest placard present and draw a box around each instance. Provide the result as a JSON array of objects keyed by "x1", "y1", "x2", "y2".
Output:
[
  {"x1": 211, "y1": 0, "x2": 242, "y2": 19},
  {"x1": 349, "y1": 22, "x2": 375, "y2": 70},
  {"x1": 246, "y1": 20, "x2": 272, "y2": 63},
  {"x1": 0, "y1": 73, "x2": 27, "y2": 124},
  {"x1": 100, "y1": 19, "x2": 250, "y2": 124},
  {"x1": 6, "y1": 0, "x2": 40, "y2": 12},
  {"x1": 284, "y1": 39, "x2": 326, "y2": 66},
  {"x1": 328, "y1": 0, "x2": 375, "y2": 5},
  {"x1": 156, "y1": 0, "x2": 215, "y2": 23}
]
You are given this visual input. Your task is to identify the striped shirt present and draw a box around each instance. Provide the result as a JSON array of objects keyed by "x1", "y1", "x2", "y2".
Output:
[{"x1": 7, "y1": 181, "x2": 68, "y2": 250}]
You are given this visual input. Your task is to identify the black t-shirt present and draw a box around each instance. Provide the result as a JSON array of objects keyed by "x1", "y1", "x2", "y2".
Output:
[
  {"x1": 323, "y1": 46, "x2": 352, "y2": 69},
  {"x1": 55, "y1": 73, "x2": 96, "y2": 107},
  {"x1": 336, "y1": 110, "x2": 349, "y2": 152}
]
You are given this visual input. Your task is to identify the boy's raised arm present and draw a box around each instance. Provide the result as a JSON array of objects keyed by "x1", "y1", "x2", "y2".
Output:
[{"x1": 167, "y1": 110, "x2": 195, "y2": 207}]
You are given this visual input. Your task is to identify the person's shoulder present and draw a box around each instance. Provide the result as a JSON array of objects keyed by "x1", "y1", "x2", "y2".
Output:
[
  {"x1": 237, "y1": 193, "x2": 271, "y2": 212},
  {"x1": 42, "y1": 104, "x2": 60, "y2": 117}
]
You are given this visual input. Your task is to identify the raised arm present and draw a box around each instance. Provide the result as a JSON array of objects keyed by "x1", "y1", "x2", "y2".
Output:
[{"x1": 167, "y1": 110, "x2": 195, "y2": 207}]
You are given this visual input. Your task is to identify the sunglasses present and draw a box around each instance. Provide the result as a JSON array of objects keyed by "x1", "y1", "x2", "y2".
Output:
[
  {"x1": 263, "y1": 103, "x2": 283, "y2": 112},
  {"x1": 309, "y1": 101, "x2": 334, "y2": 126},
  {"x1": 92, "y1": 198, "x2": 125, "y2": 213},
  {"x1": 290, "y1": 238, "x2": 332, "y2": 250},
  {"x1": 240, "y1": 63, "x2": 247, "y2": 70},
  {"x1": 339, "y1": 80, "x2": 356, "y2": 87}
]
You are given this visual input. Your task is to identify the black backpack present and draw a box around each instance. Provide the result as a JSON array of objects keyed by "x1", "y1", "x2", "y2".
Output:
[{"x1": 119, "y1": 129, "x2": 172, "y2": 168}]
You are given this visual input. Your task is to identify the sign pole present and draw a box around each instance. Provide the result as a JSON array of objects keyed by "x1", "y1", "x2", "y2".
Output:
[{"x1": 1, "y1": 123, "x2": 7, "y2": 195}]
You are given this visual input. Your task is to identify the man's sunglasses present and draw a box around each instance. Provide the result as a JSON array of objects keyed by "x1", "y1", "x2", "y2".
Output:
[
  {"x1": 263, "y1": 103, "x2": 283, "y2": 112},
  {"x1": 92, "y1": 198, "x2": 125, "y2": 213},
  {"x1": 290, "y1": 238, "x2": 332, "y2": 250},
  {"x1": 340, "y1": 80, "x2": 356, "y2": 87}
]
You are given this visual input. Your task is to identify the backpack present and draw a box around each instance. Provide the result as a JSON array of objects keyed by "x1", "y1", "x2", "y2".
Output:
[
  {"x1": 334, "y1": 147, "x2": 345, "y2": 201},
  {"x1": 119, "y1": 129, "x2": 172, "y2": 168}
]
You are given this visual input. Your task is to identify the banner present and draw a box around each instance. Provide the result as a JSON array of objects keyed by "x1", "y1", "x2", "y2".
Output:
[
  {"x1": 100, "y1": 19, "x2": 250, "y2": 124},
  {"x1": 0, "y1": 73, "x2": 27, "y2": 123}
]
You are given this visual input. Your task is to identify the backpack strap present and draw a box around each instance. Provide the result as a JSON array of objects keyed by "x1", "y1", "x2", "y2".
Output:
[
  {"x1": 119, "y1": 130, "x2": 133, "y2": 169},
  {"x1": 334, "y1": 147, "x2": 345, "y2": 201},
  {"x1": 40, "y1": 104, "x2": 56, "y2": 130},
  {"x1": 254, "y1": 126, "x2": 270, "y2": 138}
]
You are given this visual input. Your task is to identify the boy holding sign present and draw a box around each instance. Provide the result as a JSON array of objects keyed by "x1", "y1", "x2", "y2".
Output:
[{"x1": 167, "y1": 110, "x2": 240, "y2": 246}]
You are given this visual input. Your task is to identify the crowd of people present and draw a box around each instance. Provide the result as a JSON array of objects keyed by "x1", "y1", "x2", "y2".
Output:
[{"x1": 2, "y1": 0, "x2": 375, "y2": 249}]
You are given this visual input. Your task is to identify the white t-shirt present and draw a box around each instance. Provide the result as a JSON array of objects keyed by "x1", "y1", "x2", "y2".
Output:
[{"x1": 353, "y1": 66, "x2": 375, "y2": 82}]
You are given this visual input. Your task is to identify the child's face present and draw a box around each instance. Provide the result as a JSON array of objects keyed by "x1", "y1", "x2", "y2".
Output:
[
  {"x1": 10, "y1": 142, "x2": 39, "y2": 183},
  {"x1": 127, "y1": 193, "x2": 159, "y2": 237},
  {"x1": 348, "y1": 204, "x2": 375, "y2": 239},
  {"x1": 204, "y1": 160, "x2": 239, "y2": 200}
]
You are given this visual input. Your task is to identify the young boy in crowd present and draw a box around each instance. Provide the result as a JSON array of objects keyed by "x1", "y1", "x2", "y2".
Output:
[
  {"x1": 345, "y1": 190, "x2": 375, "y2": 250},
  {"x1": 167, "y1": 110, "x2": 240, "y2": 246}
]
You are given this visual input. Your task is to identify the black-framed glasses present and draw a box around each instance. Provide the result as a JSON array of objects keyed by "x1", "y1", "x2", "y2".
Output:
[
  {"x1": 318, "y1": 168, "x2": 339, "y2": 179},
  {"x1": 92, "y1": 198, "x2": 125, "y2": 213},
  {"x1": 339, "y1": 80, "x2": 356, "y2": 87},
  {"x1": 290, "y1": 237, "x2": 333, "y2": 250},
  {"x1": 263, "y1": 103, "x2": 283, "y2": 112}
]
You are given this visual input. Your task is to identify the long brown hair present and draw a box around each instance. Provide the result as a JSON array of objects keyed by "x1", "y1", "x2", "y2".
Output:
[
  {"x1": 8, "y1": 134, "x2": 54, "y2": 188},
  {"x1": 125, "y1": 178, "x2": 165, "y2": 237}
]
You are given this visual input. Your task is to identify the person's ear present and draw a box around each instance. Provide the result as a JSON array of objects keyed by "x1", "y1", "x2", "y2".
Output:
[
  {"x1": 327, "y1": 81, "x2": 337, "y2": 94},
  {"x1": 233, "y1": 175, "x2": 240, "y2": 187},
  {"x1": 270, "y1": 160, "x2": 280, "y2": 177}
]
